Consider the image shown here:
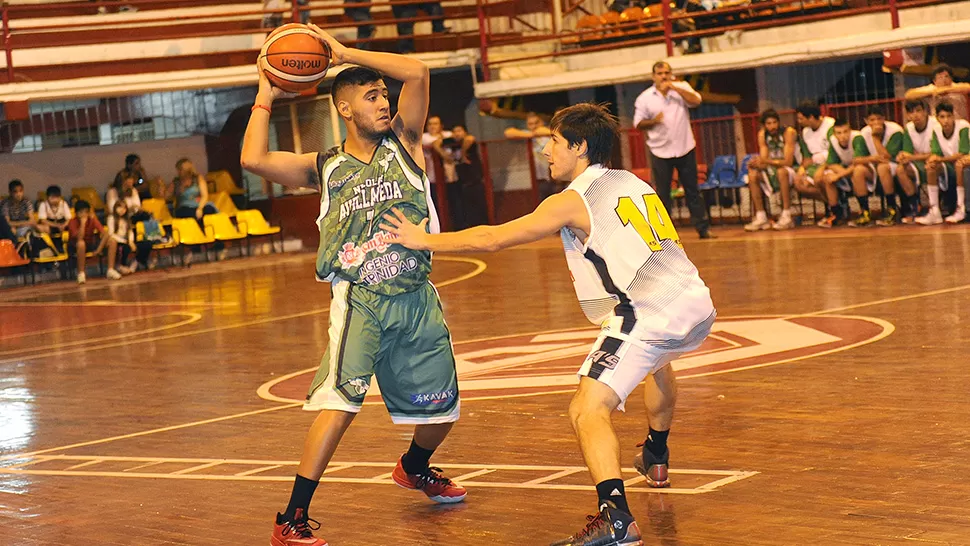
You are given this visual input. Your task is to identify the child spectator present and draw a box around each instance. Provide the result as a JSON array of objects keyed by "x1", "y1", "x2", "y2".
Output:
[
  {"x1": 37, "y1": 185, "x2": 72, "y2": 252},
  {"x1": 2, "y1": 179, "x2": 36, "y2": 239},
  {"x1": 105, "y1": 200, "x2": 146, "y2": 279},
  {"x1": 67, "y1": 200, "x2": 105, "y2": 285}
]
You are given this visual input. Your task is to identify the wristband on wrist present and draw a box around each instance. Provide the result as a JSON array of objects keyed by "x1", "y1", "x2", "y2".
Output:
[{"x1": 251, "y1": 104, "x2": 271, "y2": 114}]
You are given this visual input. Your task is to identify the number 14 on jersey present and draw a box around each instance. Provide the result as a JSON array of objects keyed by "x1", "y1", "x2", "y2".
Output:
[{"x1": 614, "y1": 193, "x2": 682, "y2": 252}]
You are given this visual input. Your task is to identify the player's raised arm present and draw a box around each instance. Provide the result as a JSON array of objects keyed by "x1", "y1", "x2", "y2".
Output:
[
  {"x1": 381, "y1": 190, "x2": 589, "y2": 253},
  {"x1": 308, "y1": 24, "x2": 429, "y2": 148},
  {"x1": 240, "y1": 62, "x2": 320, "y2": 188}
]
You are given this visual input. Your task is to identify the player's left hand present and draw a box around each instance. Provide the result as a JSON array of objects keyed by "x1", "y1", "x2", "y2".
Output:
[
  {"x1": 307, "y1": 23, "x2": 347, "y2": 66},
  {"x1": 380, "y1": 207, "x2": 430, "y2": 250}
]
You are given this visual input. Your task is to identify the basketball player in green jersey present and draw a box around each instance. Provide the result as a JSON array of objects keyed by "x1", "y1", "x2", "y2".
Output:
[{"x1": 242, "y1": 25, "x2": 466, "y2": 546}]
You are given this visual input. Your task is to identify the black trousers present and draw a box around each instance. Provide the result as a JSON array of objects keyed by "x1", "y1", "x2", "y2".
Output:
[
  {"x1": 344, "y1": 0, "x2": 374, "y2": 45},
  {"x1": 391, "y1": 2, "x2": 446, "y2": 53},
  {"x1": 649, "y1": 148, "x2": 709, "y2": 233}
]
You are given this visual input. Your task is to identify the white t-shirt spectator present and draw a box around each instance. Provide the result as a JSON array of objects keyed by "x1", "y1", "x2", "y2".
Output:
[
  {"x1": 106, "y1": 188, "x2": 142, "y2": 213},
  {"x1": 37, "y1": 200, "x2": 72, "y2": 224},
  {"x1": 633, "y1": 81, "x2": 698, "y2": 159},
  {"x1": 106, "y1": 216, "x2": 134, "y2": 245},
  {"x1": 422, "y1": 130, "x2": 453, "y2": 185}
]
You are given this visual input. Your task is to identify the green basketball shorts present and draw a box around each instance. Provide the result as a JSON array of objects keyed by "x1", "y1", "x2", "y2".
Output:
[{"x1": 304, "y1": 280, "x2": 459, "y2": 424}]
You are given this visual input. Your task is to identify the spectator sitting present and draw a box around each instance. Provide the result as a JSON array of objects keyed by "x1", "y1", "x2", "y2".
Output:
[
  {"x1": 106, "y1": 171, "x2": 143, "y2": 217},
  {"x1": 67, "y1": 200, "x2": 105, "y2": 285},
  {"x1": 744, "y1": 109, "x2": 798, "y2": 231},
  {"x1": 344, "y1": 0, "x2": 375, "y2": 50},
  {"x1": 105, "y1": 200, "x2": 147, "y2": 279},
  {"x1": 851, "y1": 106, "x2": 904, "y2": 227},
  {"x1": 917, "y1": 101, "x2": 970, "y2": 225},
  {"x1": 904, "y1": 63, "x2": 970, "y2": 121},
  {"x1": 37, "y1": 185, "x2": 72, "y2": 252},
  {"x1": 1, "y1": 179, "x2": 36, "y2": 240},
  {"x1": 170, "y1": 158, "x2": 218, "y2": 220},
  {"x1": 896, "y1": 99, "x2": 938, "y2": 223},
  {"x1": 116, "y1": 153, "x2": 162, "y2": 201},
  {"x1": 392, "y1": 2, "x2": 447, "y2": 54},
  {"x1": 504, "y1": 112, "x2": 557, "y2": 199}
]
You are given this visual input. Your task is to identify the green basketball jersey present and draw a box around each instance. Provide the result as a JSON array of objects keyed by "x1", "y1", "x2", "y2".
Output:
[
  {"x1": 765, "y1": 127, "x2": 791, "y2": 165},
  {"x1": 315, "y1": 131, "x2": 437, "y2": 297}
]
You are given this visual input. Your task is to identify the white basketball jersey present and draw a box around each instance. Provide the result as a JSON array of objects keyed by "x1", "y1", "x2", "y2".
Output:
[
  {"x1": 802, "y1": 116, "x2": 835, "y2": 164},
  {"x1": 561, "y1": 166, "x2": 715, "y2": 341},
  {"x1": 906, "y1": 117, "x2": 940, "y2": 154}
]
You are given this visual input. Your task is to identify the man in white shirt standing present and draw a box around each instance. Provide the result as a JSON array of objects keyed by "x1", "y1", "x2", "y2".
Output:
[
  {"x1": 904, "y1": 64, "x2": 970, "y2": 121},
  {"x1": 633, "y1": 62, "x2": 713, "y2": 239}
]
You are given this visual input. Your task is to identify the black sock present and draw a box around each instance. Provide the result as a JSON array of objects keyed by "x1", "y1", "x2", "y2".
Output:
[
  {"x1": 645, "y1": 428, "x2": 670, "y2": 458},
  {"x1": 401, "y1": 438, "x2": 436, "y2": 474},
  {"x1": 908, "y1": 193, "x2": 920, "y2": 212},
  {"x1": 596, "y1": 478, "x2": 630, "y2": 514},
  {"x1": 856, "y1": 195, "x2": 869, "y2": 212},
  {"x1": 823, "y1": 203, "x2": 830, "y2": 216},
  {"x1": 885, "y1": 193, "x2": 897, "y2": 210},
  {"x1": 282, "y1": 474, "x2": 319, "y2": 521}
]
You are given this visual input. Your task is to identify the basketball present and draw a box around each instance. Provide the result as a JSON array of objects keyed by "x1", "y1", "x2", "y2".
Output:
[{"x1": 259, "y1": 23, "x2": 332, "y2": 93}]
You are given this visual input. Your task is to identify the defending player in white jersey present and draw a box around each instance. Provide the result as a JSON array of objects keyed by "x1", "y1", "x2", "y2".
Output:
[{"x1": 382, "y1": 103, "x2": 716, "y2": 546}]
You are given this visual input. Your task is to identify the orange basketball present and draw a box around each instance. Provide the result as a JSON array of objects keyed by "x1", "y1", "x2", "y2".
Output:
[{"x1": 259, "y1": 23, "x2": 332, "y2": 93}]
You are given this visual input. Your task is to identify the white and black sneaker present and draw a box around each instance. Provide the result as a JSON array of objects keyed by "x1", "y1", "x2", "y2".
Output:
[{"x1": 550, "y1": 502, "x2": 642, "y2": 546}]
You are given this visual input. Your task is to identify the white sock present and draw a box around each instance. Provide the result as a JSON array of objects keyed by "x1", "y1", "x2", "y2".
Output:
[
  {"x1": 958, "y1": 187, "x2": 966, "y2": 209},
  {"x1": 929, "y1": 185, "x2": 940, "y2": 209},
  {"x1": 780, "y1": 209, "x2": 791, "y2": 218},
  {"x1": 755, "y1": 210, "x2": 767, "y2": 222}
]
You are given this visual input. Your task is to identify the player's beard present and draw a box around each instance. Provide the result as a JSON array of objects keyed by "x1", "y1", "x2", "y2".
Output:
[{"x1": 353, "y1": 111, "x2": 387, "y2": 144}]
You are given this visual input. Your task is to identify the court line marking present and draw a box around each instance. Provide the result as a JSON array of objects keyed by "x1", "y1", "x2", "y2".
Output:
[
  {"x1": 0, "y1": 455, "x2": 758, "y2": 494},
  {"x1": 0, "y1": 311, "x2": 189, "y2": 342},
  {"x1": 0, "y1": 256, "x2": 486, "y2": 364},
  {"x1": 2, "y1": 273, "x2": 958, "y2": 464},
  {"x1": 0, "y1": 312, "x2": 202, "y2": 359},
  {"x1": 0, "y1": 300, "x2": 238, "y2": 307}
]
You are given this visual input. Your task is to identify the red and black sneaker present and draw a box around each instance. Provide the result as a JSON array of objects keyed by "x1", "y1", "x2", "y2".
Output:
[
  {"x1": 392, "y1": 457, "x2": 467, "y2": 504},
  {"x1": 271, "y1": 508, "x2": 328, "y2": 546},
  {"x1": 634, "y1": 441, "x2": 671, "y2": 488},
  {"x1": 549, "y1": 502, "x2": 643, "y2": 546}
]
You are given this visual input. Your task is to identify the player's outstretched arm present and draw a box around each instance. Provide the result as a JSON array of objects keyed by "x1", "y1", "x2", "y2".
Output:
[
  {"x1": 240, "y1": 61, "x2": 319, "y2": 188},
  {"x1": 382, "y1": 191, "x2": 588, "y2": 253},
  {"x1": 308, "y1": 24, "x2": 429, "y2": 146}
]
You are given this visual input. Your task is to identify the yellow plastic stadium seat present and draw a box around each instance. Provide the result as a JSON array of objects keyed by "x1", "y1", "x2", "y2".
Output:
[
  {"x1": 206, "y1": 170, "x2": 245, "y2": 196},
  {"x1": 171, "y1": 218, "x2": 215, "y2": 246},
  {"x1": 236, "y1": 209, "x2": 280, "y2": 236},
  {"x1": 203, "y1": 213, "x2": 247, "y2": 242},
  {"x1": 141, "y1": 198, "x2": 174, "y2": 225},
  {"x1": 210, "y1": 191, "x2": 239, "y2": 217},
  {"x1": 71, "y1": 187, "x2": 106, "y2": 211},
  {"x1": 136, "y1": 222, "x2": 178, "y2": 250}
]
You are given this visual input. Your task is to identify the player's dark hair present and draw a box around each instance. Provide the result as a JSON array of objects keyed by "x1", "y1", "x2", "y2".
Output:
[
  {"x1": 904, "y1": 100, "x2": 927, "y2": 113},
  {"x1": 8, "y1": 179, "x2": 23, "y2": 193},
  {"x1": 332, "y1": 66, "x2": 383, "y2": 99},
  {"x1": 833, "y1": 117, "x2": 850, "y2": 128},
  {"x1": 125, "y1": 153, "x2": 140, "y2": 167},
  {"x1": 795, "y1": 101, "x2": 821, "y2": 119},
  {"x1": 866, "y1": 105, "x2": 886, "y2": 118},
  {"x1": 932, "y1": 63, "x2": 954, "y2": 81},
  {"x1": 760, "y1": 109, "x2": 781, "y2": 125},
  {"x1": 549, "y1": 103, "x2": 618, "y2": 166},
  {"x1": 936, "y1": 101, "x2": 955, "y2": 116},
  {"x1": 46, "y1": 185, "x2": 62, "y2": 198},
  {"x1": 75, "y1": 199, "x2": 91, "y2": 213}
]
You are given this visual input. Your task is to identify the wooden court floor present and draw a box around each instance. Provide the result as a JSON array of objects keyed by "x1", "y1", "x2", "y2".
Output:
[{"x1": 2, "y1": 225, "x2": 970, "y2": 545}]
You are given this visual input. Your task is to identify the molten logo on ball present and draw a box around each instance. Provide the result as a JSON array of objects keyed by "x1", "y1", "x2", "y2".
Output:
[{"x1": 281, "y1": 58, "x2": 322, "y2": 70}]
